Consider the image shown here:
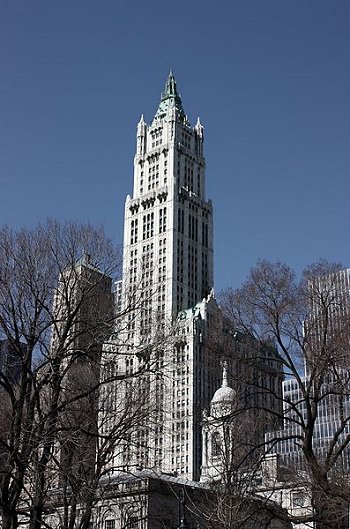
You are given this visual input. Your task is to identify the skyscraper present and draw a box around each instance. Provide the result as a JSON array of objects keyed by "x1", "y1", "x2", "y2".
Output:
[
  {"x1": 122, "y1": 71, "x2": 213, "y2": 327},
  {"x1": 102, "y1": 72, "x2": 220, "y2": 481},
  {"x1": 265, "y1": 267, "x2": 350, "y2": 472},
  {"x1": 52, "y1": 255, "x2": 113, "y2": 484}
]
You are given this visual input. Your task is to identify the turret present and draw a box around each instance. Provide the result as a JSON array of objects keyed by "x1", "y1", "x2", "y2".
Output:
[
  {"x1": 195, "y1": 117, "x2": 204, "y2": 157},
  {"x1": 201, "y1": 364, "x2": 237, "y2": 481},
  {"x1": 195, "y1": 117, "x2": 204, "y2": 137},
  {"x1": 136, "y1": 114, "x2": 147, "y2": 157}
]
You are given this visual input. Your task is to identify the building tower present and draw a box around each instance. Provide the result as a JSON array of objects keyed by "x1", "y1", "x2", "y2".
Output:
[
  {"x1": 103, "y1": 72, "x2": 219, "y2": 481},
  {"x1": 121, "y1": 71, "x2": 213, "y2": 330},
  {"x1": 201, "y1": 364, "x2": 238, "y2": 482},
  {"x1": 54, "y1": 255, "x2": 113, "y2": 486}
]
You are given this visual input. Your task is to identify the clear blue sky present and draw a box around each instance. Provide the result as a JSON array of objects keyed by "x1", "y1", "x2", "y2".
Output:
[{"x1": 1, "y1": 1, "x2": 349, "y2": 291}]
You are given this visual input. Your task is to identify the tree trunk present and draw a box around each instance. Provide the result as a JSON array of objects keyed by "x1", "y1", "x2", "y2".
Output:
[{"x1": 1, "y1": 508, "x2": 18, "y2": 529}]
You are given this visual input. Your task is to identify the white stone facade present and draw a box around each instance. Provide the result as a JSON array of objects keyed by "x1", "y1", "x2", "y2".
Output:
[
  {"x1": 201, "y1": 366, "x2": 238, "y2": 481},
  {"x1": 121, "y1": 72, "x2": 213, "y2": 330},
  {"x1": 101, "y1": 73, "x2": 218, "y2": 481},
  {"x1": 162, "y1": 293, "x2": 222, "y2": 480}
]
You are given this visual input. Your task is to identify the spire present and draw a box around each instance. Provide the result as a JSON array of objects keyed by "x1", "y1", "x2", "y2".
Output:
[
  {"x1": 164, "y1": 70, "x2": 178, "y2": 98},
  {"x1": 195, "y1": 116, "x2": 204, "y2": 137},
  {"x1": 222, "y1": 362, "x2": 228, "y2": 388},
  {"x1": 154, "y1": 71, "x2": 186, "y2": 122},
  {"x1": 137, "y1": 113, "x2": 146, "y2": 134}
]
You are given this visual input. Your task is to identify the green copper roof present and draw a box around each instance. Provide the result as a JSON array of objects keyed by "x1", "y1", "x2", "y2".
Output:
[{"x1": 154, "y1": 71, "x2": 186, "y2": 121}]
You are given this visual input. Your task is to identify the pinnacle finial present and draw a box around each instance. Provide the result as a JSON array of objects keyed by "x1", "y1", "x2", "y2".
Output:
[
  {"x1": 164, "y1": 70, "x2": 178, "y2": 97},
  {"x1": 222, "y1": 362, "x2": 228, "y2": 388}
]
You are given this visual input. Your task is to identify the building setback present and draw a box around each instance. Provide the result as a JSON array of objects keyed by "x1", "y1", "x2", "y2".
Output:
[
  {"x1": 100, "y1": 73, "x2": 285, "y2": 484},
  {"x1": 101, "y1": 72, "x2": 221, "y2": 481}
]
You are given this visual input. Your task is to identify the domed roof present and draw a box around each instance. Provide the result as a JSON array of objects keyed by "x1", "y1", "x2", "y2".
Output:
[
  {"x1": 211, "y1": 385, "x2": 236, "y2": 404},
  {"x1": 210, "y1": 363, "x2": 237, "y2": 407}
]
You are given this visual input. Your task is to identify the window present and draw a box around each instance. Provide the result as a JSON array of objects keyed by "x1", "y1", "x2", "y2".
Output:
[
  {"x1": 130, "y1": 218, "x2": 138, "y2": 244},
  {"x1": 127, "y1": 516, "x2": 138, "y2": 529},
  {"x1": 292, "y1": 491, "x2": 307, "y2": 508},
  {"x1": 212, "y1": 431, "x2": 222, "y2": 457},
  {"x1": 142, "y1": 212, "x2": 154, "y2": 239},
  {"x1": 105, "y1": 520, "x2": 115, "y2": 529},
  {"x1": 159, "y1": 207, "x2": 167, "y2": 233}
]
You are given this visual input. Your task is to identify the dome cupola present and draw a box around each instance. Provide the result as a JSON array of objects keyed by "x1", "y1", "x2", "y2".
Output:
[{"x1": 210, "y1": 363, "x2": 237, "y2": 418}]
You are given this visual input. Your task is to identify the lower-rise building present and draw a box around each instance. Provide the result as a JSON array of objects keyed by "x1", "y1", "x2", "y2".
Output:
[{"x1": 265, "y1": 374, "x2": 350, "y2": 471}]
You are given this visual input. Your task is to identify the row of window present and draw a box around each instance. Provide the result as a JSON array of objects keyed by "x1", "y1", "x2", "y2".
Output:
[
  {"x1": 181, "y1": 130, "x2": 191, "y2": 150},
  {"x1": 105, "y1": 518, "x2": 137, "y2": 529},
  {"x1": 130, "y1": 211, "x2": 169, "y2": 244},
  {"x1": 139, "y1": 154, "x2": 167, "y2": 192},
  {"x1": 188, "y1": 245, "x2": 198, "y2": 294},
  {"x1": 142, "y1": 212, "x2": 154, "y2": 240},
  {"x1": 159, "y1": 207, "x2": 167, "y2": 233},
  {"x1": 151, "y1": 127, "x2": 163, "y2": 149},
  {"x1": 188, "y1": 213, "x2": 198, "y2": 242},
  {"x1": 176, "y1": 209, "x2": 209, "y2": 247}
]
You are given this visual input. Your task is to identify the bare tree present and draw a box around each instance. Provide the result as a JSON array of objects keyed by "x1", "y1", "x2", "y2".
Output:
[
  {"x1": 49, "y1": 373, "x2": 156, "y2": 529},
  {"x1": 219, "y1": 259, "x2": 350, "y2": 529},
  {"x1": 0, "y1": 219, "x2": 176, "y2": 529},
  {"x1": 0, "y1": 220, "x2": 119, "y2": 529},
  {"x1": 55, "y1": 325, "x2": 173, "y2": 529},
  {"x1": 199, "y1": 357, "x2": 290, "y2": 529}
]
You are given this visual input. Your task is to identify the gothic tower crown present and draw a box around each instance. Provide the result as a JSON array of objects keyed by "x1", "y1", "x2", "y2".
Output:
[{"x1": 153, "y1": 71, "x2": 186, "y2": 122}]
